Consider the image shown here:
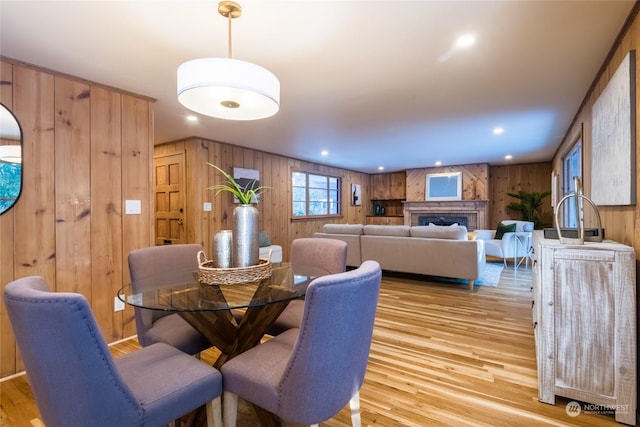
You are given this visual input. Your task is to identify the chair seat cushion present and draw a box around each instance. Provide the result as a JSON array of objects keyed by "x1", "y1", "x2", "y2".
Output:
[
  {"x1": 221, "y1": 328, "x2": 300, "y2": 414},
  {"x1": 145, "y1": 313, "x2": 211, "y2": 355},
  {"x1": 482, "y1": 239, "x2": 505, "y2": 258},
  {"x1": 115, "y1": 342, "x2": 222, "y2": 426}
]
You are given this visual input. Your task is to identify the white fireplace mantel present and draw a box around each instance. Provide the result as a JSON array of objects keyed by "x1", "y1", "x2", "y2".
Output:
[{"x1": 403, "y1": 200, "x2": 488, "y2": 230}]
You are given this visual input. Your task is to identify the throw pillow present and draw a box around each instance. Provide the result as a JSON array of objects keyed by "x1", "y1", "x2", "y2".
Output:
[
  {"x1": 259, "y1": 231, "x2": 271, "y2": 247},
  {"x1": 495, "y1": 222, "x2": 516, "y2": 239}
]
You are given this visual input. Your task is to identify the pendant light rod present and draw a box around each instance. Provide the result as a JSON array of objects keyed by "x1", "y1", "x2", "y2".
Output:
[
  {"x1": 219, "y1": 0, "x2": 241, "y2": 59},
  {"x1": 228, "y1": 12, "x2": 232, "y2": 58}
]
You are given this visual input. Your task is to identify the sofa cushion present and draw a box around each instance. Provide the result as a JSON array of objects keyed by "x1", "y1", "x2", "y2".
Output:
[
  {"x1": 362, "y1": 225, "x2": 411, "y2": 237},
  {"x1": 323, "y1": 224, "x2": 364, "y2": 235},
  {"x1": 410, "y1": 225, "x2": 468, "y2": 240},
  {"x1": 495, "y1": 222, "x2": 517, "y2": 239}
]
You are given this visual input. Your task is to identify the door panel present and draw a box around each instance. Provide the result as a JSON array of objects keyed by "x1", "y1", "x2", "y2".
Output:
[{"x1": 154, "y1": 152, "x2": 185, "y2": 245}]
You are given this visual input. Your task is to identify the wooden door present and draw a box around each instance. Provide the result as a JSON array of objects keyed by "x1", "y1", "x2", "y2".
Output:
[{"x1": 154, "y1": 152, "x2": 186, "y2": 245}]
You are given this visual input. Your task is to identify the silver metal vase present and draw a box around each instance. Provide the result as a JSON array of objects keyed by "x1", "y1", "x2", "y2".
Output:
[
  {"x1": 212, "y1": 230, "x2": 233, "y2": 268},
  {"x1": 232, "y1": 204, "x2": 259, "y2": 267}
]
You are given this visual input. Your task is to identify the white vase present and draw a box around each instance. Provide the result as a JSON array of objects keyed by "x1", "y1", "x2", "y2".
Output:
[{"x1": 232, "y1": 204, "x2": 259, "y2": 267}]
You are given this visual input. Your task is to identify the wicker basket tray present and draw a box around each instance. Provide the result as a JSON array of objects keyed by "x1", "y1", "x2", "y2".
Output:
[{"x1": 197, "y1": 251, "x2": 272, "y2": 285}]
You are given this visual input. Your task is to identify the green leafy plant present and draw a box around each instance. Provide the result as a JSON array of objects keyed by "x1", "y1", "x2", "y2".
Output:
[
  {"x1": 506, "y1": 190, "x2": 551, "y2": 228},
  {"x1": 206, "y1": 163, "x2": 269, "y2": 205}
]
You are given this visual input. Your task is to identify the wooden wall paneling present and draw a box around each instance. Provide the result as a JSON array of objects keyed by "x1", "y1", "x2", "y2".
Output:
[
  {"x1": 156, "y1": 137, "x2": 368, "y2": 263},
  {"x1": 91, "y1": 87, "x2": 123, "y2": 342},
  {"x1": 0, "y1": 60, "x2": 16, "y2": 377},
  {"x1": 405, "y1": 164, "x2": 489, "y2": 202},
  {"x1": 207, "y1": 139, "x2": 222, "y2": 238},
  {"x1": 8, "y1": 65, "x2": 56, "y2": 374},
  {"x1": 13, "y1": 65, "x2": 56, "y2": 283},
  {"x1": 0, "y1": 60, "x2": 154, "y2": 377},
  {"x1": 183, "y1": 139, "x2": 199, "y2": 246},
  {"x1": 274, "y1": 155, "x2": 290, "y2": 257},
  {"x1": 488, "y1": 163, "x2": 552, "y2": 228},
  {"x1": 405, "y1": 169, "x2": 425, "y2": 201},
  {"x1": 197, "y1": 138, "x2": 213, "y2": 249},
  {"x1": 261, "y1": 152, "x2": 275, "y2": 245},
  {"x1": 54, "y1": 76, "x2": 91, "y2": 296},
  {"x1": 120, "y1": 94, "x2": 153, "y2": 338},
  {"x1": 552, "y1": 7, "x2": 640, "y2": 249}
]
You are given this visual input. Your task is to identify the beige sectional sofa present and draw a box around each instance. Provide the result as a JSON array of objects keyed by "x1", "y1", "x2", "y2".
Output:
[{"x1": 314, "y1": 224, "x2": 486, "y2": 289}]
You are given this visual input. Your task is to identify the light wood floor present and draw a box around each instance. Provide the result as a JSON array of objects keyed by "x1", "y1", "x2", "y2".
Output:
[{"x1": 0, "y1": 263, "x2": 629, "y2": 426}]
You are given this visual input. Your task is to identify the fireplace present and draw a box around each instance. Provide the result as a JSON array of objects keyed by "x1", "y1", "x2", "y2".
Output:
[
  {"x1": 419, "y1": 216, "x2": 468, "y2": 227},
  {"x1": 403, "y1": 200, "x2": 488, "y2": 230}
]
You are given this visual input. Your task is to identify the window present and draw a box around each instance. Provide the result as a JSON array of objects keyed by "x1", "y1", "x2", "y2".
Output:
[
  {"x1": 292, "y1": 171, "x2": 340, "y2": 217},
  {"x1": 562, "y1": 141, "x2": 582, "y2": 227}
]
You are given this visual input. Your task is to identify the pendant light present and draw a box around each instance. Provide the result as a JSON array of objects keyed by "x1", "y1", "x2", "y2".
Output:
[{"x1": 177, "y1": 1, "x2": 280, "y2": 120}]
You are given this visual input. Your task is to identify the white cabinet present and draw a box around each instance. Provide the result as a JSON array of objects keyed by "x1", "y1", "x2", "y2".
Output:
[{"x1": 532, "y1": 231, "x2": 636, "y2": 425}]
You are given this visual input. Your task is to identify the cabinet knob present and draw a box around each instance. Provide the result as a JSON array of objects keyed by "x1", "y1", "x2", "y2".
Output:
[{"x1": 548, "y1": 301, "x2": 553, "y2": 306}]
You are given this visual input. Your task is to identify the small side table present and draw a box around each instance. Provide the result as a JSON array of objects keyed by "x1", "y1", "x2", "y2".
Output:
[{"x1": 514, "y1": 231, "x2": 532, "y2": 269}]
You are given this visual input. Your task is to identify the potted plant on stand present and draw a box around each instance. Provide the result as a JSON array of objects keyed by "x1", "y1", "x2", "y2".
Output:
[
  {"x1": 506, "y1": 190, "x2": 551, "y2": 229},
  {"x1": 207, "y1": 163, "x2": 269, "y2": 267}
]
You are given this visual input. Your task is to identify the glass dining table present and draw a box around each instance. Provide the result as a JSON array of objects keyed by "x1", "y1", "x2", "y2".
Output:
[
  {"x1": 118, "y1": 262, "x2": 328, "y2": 368},
  {"x1": 118, "y1": 262, "x2": 329, "y2": 426}
]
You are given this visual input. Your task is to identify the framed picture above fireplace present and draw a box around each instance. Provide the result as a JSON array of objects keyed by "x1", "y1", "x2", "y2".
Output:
[{"x1": 426, "y1": 172, "x2": 462, "y2": 201}]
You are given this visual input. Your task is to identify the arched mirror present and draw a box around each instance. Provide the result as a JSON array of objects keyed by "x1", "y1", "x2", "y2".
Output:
[{"x1": 0, "y1": 103, "x2": 23, "y2": 215}]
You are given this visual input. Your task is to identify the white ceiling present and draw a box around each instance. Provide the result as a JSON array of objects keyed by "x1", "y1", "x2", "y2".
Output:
[{"x1": 0, "y1": 1, "x2": 635, "y2": 173}]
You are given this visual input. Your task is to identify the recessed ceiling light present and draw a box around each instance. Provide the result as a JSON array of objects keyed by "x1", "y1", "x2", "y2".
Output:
[
  {"x1": 439, "y1": 33, "x2": 476, "y2": 62},
  {"x1": 321, "y1": 150, "x2": 328, "y2": 156},
  {"x1": 493, "y1": 127, "x2": 504, "y2": 135},
  {"x1": 505, "y1": 154, "x2": 513, "y2": 160},
  {"x1": 186, "y1": 115, "x2": 198, "y2": 122},
  {"x1": 455, "y1": 34, "x2": 476, "y2": 49},
  {"x1": 435, "y1": 160, "x2": 442, "y2": 166},
  {"x1": 378, "y1": 166, "x2": 384, "y2": 171}
]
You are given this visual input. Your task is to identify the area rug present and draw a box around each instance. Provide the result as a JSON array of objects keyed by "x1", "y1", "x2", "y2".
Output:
[{"x1": 474, "y1": 262, "x2": 504, "y2": 287}]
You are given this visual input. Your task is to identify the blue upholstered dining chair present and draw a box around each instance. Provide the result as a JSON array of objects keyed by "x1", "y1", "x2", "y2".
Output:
[
  {"x1": 3, "y1": 276, "x2": 223, "y2": 427},
  {"x1": 128, "y1": 244, "x2": 212, "y2": 355},
  {"x1": 222, "y1": 260, "x2": 382, "y2": 427},
  {"x1": 266, "y1": 237, "x2": 348, "y2": 336}
]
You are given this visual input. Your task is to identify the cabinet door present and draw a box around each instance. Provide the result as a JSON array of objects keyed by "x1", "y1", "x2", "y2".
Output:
[
  {"x1": 371, "y1": 174, "x2": 391, "y2": 199},
  {"x1": 389, "y1": 172, "x2": 406, "y2": 199},
  {"x1": 553, "y1": 249, "x2": 616, "y2": 397}
]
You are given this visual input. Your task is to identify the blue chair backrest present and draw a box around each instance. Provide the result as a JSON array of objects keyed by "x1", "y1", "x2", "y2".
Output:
[
  {"x1": 128, "y1": 243, "x2": 203, "y2": 345},
  {"x1": 277, "y1": 260, "x2": 381, "y2": 422},
  {"x1": 4, "y1": 276, "x2": 143, "y2": 427}
]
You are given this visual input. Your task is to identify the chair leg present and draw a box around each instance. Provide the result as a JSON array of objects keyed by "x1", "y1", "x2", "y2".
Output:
[
  {"x1": 349, "y1": 391, "x2": 362, "y2": 427},
  {"x1": 207, "y1": 396, "x2": 223, "y2": 427},
  {"x1": 223, "y1": 391, "x2": 238, "y2": 427}
]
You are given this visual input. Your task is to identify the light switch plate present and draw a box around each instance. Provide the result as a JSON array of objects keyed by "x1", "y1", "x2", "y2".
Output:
[
  {"x1": 125, "y1": 199, "x2": 141, "y2": 215},
  {"x1": 204, "y1": 202, "x2": 212, "y2": 212}
]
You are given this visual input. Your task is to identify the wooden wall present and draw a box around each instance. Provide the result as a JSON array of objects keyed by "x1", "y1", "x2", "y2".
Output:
[
  {"x1": 405, "y1": 162, "x2": 552, "y2": 228},
  {"x1": 552, "y1": 5, "x2": 639, "y2": 249},
  {"x1": 406, "y1": 163, "x2": 490, "y2": 203},
  {"x1": 0, "y1": 59, "x2": 154, "y2": 377},
  {"x1": 154, "y1": 137, "x2": 370, "y2": 261},
  {"x1": 488, "y1": 162, "x2": 553, "y2": 228}
]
